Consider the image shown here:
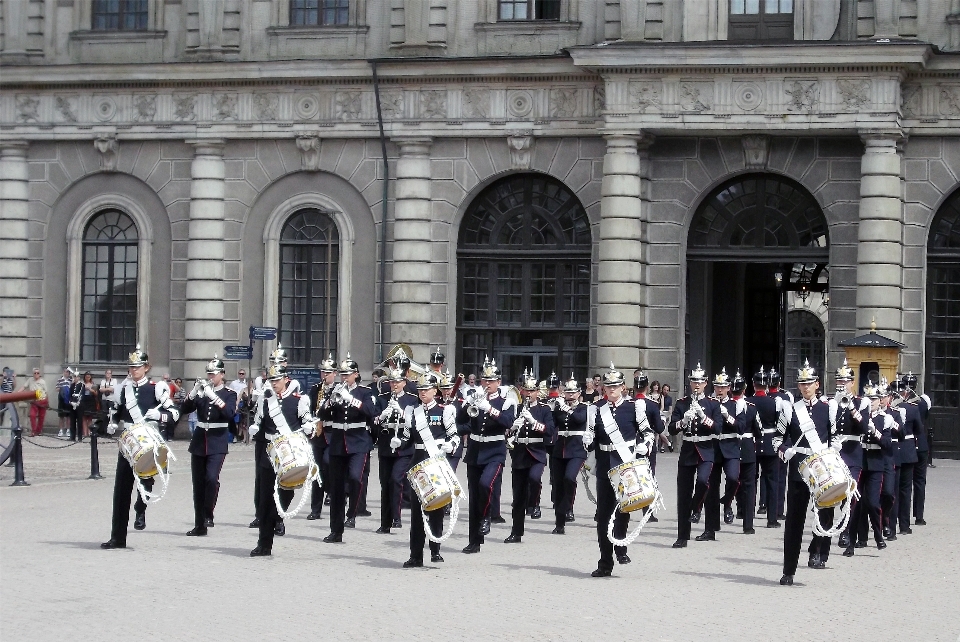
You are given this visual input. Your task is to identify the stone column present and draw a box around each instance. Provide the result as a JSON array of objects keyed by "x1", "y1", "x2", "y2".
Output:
[
  {"x1": 855, "y1": 133, "x2": 903, "y2": 338},
  {"x1": 0, "y1": 141, "x2": 30, "y2": 373},
  {"x1": 389, "y1": 137, "x2": 434, "y2": 362},
  {"x1": 184, "y1": 140, "x2": 226, "y2": 378},
  {"x1": 597, "y1": 132, "x2": 647, "y2": 371}
]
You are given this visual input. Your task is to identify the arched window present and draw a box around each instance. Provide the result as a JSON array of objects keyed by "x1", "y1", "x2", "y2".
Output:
[
  {"x1": 785, "y1": 310, "x2": 825, "y2": 391},
  {"x1": 81, "y1": 210, "x2": 139, "y2": 362},
  {"x1": 457, "y1": 174, "x2": 591, "y2": 382},
  {"x1": 279, "y1": 208, "x2": 339, "y2": 364}
]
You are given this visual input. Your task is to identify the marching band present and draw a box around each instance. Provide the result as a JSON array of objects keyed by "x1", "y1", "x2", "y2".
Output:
[{"x1": 98, "y1": 342, "x2": 935, "y2": 584}]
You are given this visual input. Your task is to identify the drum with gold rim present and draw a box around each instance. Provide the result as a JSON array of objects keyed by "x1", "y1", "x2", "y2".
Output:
[
  {"x1": 607, "y1": 458, "x2": 657, "y2": 513},
  {"x1": 267, "y1": 432, "x2": 318, "y2": 490},
  {"x1": 119, "y1": 421, "x2": 169, "y2": 479},
  {"x1": 798, "y1": 448, "x2": 853, "y2": 508},
  {"x1": 407, "y1": 455, "x2": 462, "y2": 511}
]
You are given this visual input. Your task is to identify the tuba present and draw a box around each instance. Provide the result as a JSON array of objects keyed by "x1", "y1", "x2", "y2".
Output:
[{"x1": 376, "y1": 344, "x2": 428, "y2": 378}]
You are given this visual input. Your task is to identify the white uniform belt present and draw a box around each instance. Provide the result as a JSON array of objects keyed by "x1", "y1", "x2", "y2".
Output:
[
  {"x1": 762, "y1": 428, "x2": 778, "y2": 435},
  {"x1": 683, "y1": 434, "x2": 715, "y2": 442},
  {"x1": 515, "y1": 437, "x2": 544, "y2": 444},
  {"x1": 197, "y1": 422, "x2": 228, "y2": 429},
  {"x1": 863, "y1": 443, "x2": 882, "y2": 450},
  {"x1": 718, "y1": 433, "x2": 740, "y2": 440},
  {"x1": 794, "y1": 447, "x2": 815, "y2": 456},
  {"x1": 414, "y1": 440, "x2": 443, "y2": 450},
  {"x1": 903, "y1": 434, "x2": 915, "y2": 440},
  {"x1": 557, "y1": 430, "x2": 585, "y2": 437},
  {"x1": 328, "y1": 422, "x2": 368, "y2": 430},
  {"x1": 470, "y1": 434, "x2": 505, "y2": 443},
  {"x1": 834, "y1": 434, "x2": 861, "y2": 443},
  {"x1": 740, "y1": 433, "x2": 755, "y2": 440},
  {"x1": 598, "y1": 442, "x2": 635, "y2": 452},
  {"x1": 891, "y1": 438, "x2": 899, "y2": 443}
]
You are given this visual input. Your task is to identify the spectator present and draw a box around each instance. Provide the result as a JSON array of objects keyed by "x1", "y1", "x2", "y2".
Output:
[
  {"x1": 228, "y1": 370, "x2": 249, "y2": 441},
  {"x1": 162, "y1": 373, "x2": 179, "y2": 397},
  {"x1": 56, "y1": 368, "x2": 73, "y2": 438},
  {"x1": 1, "y1": 367, "x2": 14, "y2": 394},
  {"x1": 173, "y1": 378, "x2": 187, "y2": 410},
  {"x1": 583, "y1": 377, "x2": 599, "y2": 403},
  {"x1": 19, "y1": 368, "x2": 49, "y2": 436},
  {"x1": 99, "y1": 369, "x2": 118, "y2": 425},
  {"x1": 187, "y1": 408, "x2": 198, "y2": 436},
  {"x1": 661, "y1": 383, "x2": 676, "y2": 452},
  {"x1": 78, "y1": 371, "x2": 99, "y2": 440}
]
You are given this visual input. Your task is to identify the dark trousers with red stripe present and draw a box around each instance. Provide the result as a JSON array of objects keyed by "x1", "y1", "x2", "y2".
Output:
[
  {"x1": 190, "y1": 452, "x2": 226, "y2": 527},
  {"x1": 467, "y1": 461, "x2": 501, "y2": 545},
  {"x1": 783, "y1": 479, "x2": 834, "y2": 575},
  {"x1": 842, "y1": 466, "x2": 862, "y2": 543},
  {"x1": 705, "y1": 455, "x2": 740, "y2": 532},
  {"x1": 736, "y1": 461, "x2": 757, "y2": 531},
  {"x1": 676, "y1": 460, "x2": 713, "y2": 541},
  {"x1": 856, "y1": 469, "x2": 884, "y2": 544},
  {"x1": 256, "y1": 465, "x2": 293, "y2": 551},
  {"x1": 328, "y1": 451, "x2": 369, "y2": 535},
  {"x1": 409, "y1": 504, "x2": 443, "y2": 561},
  {"x1": 109, "y1": 452, "x2": 154, "y2": 545},
  {"x1": 595, "y1": 459, "x2": 629, "y2": 571},
  {"x1": 378, "y1": 453, "x2": 411, "y2": 529},
  {"x1": 511, "y1": 461, "x2": 545, "y2": 536},
  {"x1": 554, "y1": 456, "x2": 585, "y2": 528}
]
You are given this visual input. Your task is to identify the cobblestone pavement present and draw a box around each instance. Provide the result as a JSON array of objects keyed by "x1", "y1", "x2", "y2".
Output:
[{"x1": 3, "y1": 438, "x2": 959, "y2": 641}]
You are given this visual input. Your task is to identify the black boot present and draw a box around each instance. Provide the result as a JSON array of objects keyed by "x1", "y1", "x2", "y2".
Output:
[{"x1": 133, "y1": 512, "x2": 146, "y2": 531}]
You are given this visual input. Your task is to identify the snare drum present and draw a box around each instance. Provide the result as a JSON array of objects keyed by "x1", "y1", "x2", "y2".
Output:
[
  {"x1": 607, "y1": 458, "x2": 657, "y2": 513},
  {"x1": 799, "y1": 448, "x2": 853, "y2": 508},
  {"x1": 407, "y1": 455, "x2": 462, "y2": 511},
  {"x1": 267, "y1": 432, "x2": 317, "y2": 490},
  {"x1": 119, "y1": 421, "x2": 169, "y2": 479}
]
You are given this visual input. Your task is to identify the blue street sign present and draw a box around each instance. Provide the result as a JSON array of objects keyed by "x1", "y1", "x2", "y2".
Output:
[
  {"x1": 287, "y1": 367, "x2": 321, "y2": 392},
  {"x1": 224, "y1": 345, "x2": 254, "y2": 360},
  {"x1": 249, "y1": 325, "x2": 277, "y2": 340}
]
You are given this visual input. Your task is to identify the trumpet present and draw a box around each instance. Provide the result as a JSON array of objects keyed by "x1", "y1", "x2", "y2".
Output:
[
  {"x1": 835, "y1": 388, "x2": 853, "y2": 410},
  {"x1": 507, "y1": 397, "x2": 534, "y2": 450},
  {"x1": 463, "y1": 388, "x2": 481, "y2": 417},
  {"x1": 329, "y1": 383, "x2": 350, "y2": 406}
]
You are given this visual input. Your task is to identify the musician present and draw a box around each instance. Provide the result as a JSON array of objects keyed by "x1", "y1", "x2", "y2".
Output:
[
  {"x1": 248, "y1": 365, "x2": 316, "y2": 557},
  {"x1": 306, "y1": 354, "x2": 337, "y2": 521},
  {"x1": 503, "y1": 372, "x2": 555, "y2": 544},
  {"x1": 899, "y1": 372, "x2": 930, "y2": 527},
  {"x1": 179, "y1": 355, "x2": 237, "y2": 536},
  {"x1": 460, "y1": 358, "x2": 515, "y2": 554},
  {"x1": 396, "y1": 372, "x2": 460, "y2": 567},
  {"x1": 855, "y1": 381, "x2": 893, "y2": 551},
  {"x1": 428, "y1": 347, "x2": 445, "y2": 375},
  {"x1": 374, "y1": 367, "x2": 419, "y2": 534},
  {"x1": 767, "y1": 368, "x2": 793, "y2": 521},
  {"x1": 533, "y1": 373, "x2": 561, "y2": 520},
  {"x1": 777, "y1": 361, "x2": 833, "y2": 586},
  {"x1": 551, "y1": 375, "x2": 588, "y2": 534},
  {"x1": 700, "y1": 368, "x2": 744, "y2": 542},
  {"x1": 585, "y1": 364, "x2": 656, "y2": 577},
  {"x1": 669, "y1": 364, "x2": 722, "y2": 549},
  {"x1": 101, "y1": 345, "x2": 180, "y2": 549},
  {"x1": 439, "y1": 370, "x2": 465, "y2": 472},
  {"x1": 828, "y1": 360, "x2": 870, "y2": 556},
  {"x1": 880, "y1": 381, "x2": 903, "y2": 540},
  {"x1": 633, "y1": 370, "x2": 666, "y2": 523},
  {"x1": 732, "y1": 372, "x2": 761, "y2": 534},
  {"x1": 748, "y1": 368, "x2": 783, "y2": 529}
]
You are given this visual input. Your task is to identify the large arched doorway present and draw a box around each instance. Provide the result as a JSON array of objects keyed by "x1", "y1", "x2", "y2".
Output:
[
  {"x1": 926, "y1": 187, "x2": 960, "y2": 459},
  {"x1": 686, "y1": 173, "x2": 829, "y2": 383},
  {"x1": 457, "y1": 173, "x2": 591, "y2": 384}
]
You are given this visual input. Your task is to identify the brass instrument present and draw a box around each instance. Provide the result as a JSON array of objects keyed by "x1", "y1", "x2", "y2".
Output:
[
  {"x1": 835, "y1": 387, "x2": 853, "y2": 410},
  {"x1": 329, "y1": 382, "x2": 350, "y2": 406},
  {"x1": 376, "y1": 343, "x2": 428, "y2": 378},
  {"x1": 464, "y1": 388, "x2": 481, "y2": 418},
  {"x1": 506, "y1": 396, "x2": 534, "y2": 450},
  {"x1": 383, "y1": 392, "x2": 404, "y2": 453}
]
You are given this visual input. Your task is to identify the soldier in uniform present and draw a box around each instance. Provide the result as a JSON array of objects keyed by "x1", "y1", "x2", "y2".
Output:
[
  {"x1": 551, "y1": 375, "x2": 588, "y2": 534},
  {"x1": 901, "y1": 372, "x2": 931, "y2": 525},
  {"x1": 731, "y1": 371, "x2": 761, "y2": 534},
  {"x1": 633, "y1": 370, "x2": 666, "y2": 523},
  {"x1": 827, "y1": 360, "x2": 870, "y2": 556},
  {"x1": 669, "y1": 363, "x2": 722, "y2": 549},
  {"x1": 777, "y1": 361, "x2": 833, "y2": 586},
  {"x1": 504, "y1": 372, "x2": 555, "y2": 544},
  {"x1": 585, "y1": 364, "x2": 656, "y2": 577},
  {"x1": 855, "y1": 381, "x2": 893, "y2": 551},
  {"x1": 439, "y1": 370, "x2": 465, "y2": 473},
  {"x1": 700, "y1": 368, "x2": 744, "y2": 542},
  {"x1": 248, "y1": 365, "x2": 316, "y2": 557},
  {"x1": 898, "y1": 372, "x2": 928, "y2": 529},
  {"x1": 374, "y1": 367, "x2": 419, "y2": 534},
  {"x1": 101, "y1": 345, "x2": 180, "y2": 549},
  {"x1": 749, "y1": 368, "x2": 782, "y2": 528},
  {"x1": 880, "y1": 381, "x2": 903, "y2": 540},
  {"x1": 767, "y1": 368, "x2": 793, "y2": 521},
  {"x1": 306, "y1": 355, "x2": 337, "y2": 521},
  {"x1": 397, "y1": 372, "x2": 460, "y2": 567},
  {"x1": 460, "y1": 358, "x2": 516, "y2": 554},
  {"x1": 180, "y1": 355, "x2": 237, "y2": 536},
  {"x1": 888, "y1": 378, "x2": 917, "y2": 537},
  {"x1": 317, "y1": 354, "x2": 378, "y2": 542}
]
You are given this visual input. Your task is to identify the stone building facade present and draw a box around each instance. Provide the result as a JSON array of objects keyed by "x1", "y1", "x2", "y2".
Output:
[{"x1": 0, "y1": 0, "x2": 958, "y2": 453}]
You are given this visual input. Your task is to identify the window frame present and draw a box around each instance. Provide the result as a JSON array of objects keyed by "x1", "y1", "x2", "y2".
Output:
[
  {"x1": 728, "y1": 0, "x2": 795, "y2": 42},
  {"x1": 497, "y1": 0, "x2": 562, "y2": 22},
  {"x1": 289, "y1": 0, "x2": 351, "y2": 27}
]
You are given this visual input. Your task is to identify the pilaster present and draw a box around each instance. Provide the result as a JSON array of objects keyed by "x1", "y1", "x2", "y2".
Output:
[{"x1": 0, "y1": 142, "x2": 31, "y2": 373}]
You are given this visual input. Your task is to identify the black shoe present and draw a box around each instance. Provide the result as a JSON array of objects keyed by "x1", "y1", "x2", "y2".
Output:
[
  {"x1": 695, "y1": 531, "x2": 715, "y2": 542},
  {"x1": 186, "y1": 526, "x2": 208, "y2": 537},
  {"x1": 900, "y1": 527, "x2": 913, "y2": 535},
  {"x1": 647, "y1": 514, "x2": 659, "y2": 523},
  {"x1": 503, "y1": 533, "x2": 522, "y2": 544},
  {"x1": 249, "y1": 546, "x2": 272, "y2": 557},
  {"x1": 357, "y1": 509, "x2": 372, "y2": 517},
  {"x1": 882, "y1": 526, "x2": 892, "y2": 539},
  {"x1": 531, "y1": 506, "x2": 541, "y2": 520},
  {"x1": 306, "y1": 512, "x2": 321, "y2": 521},
  {"x1": 877, "y1": 540, "x2": 887, "y2": 550},
  {"x1": 838, "y1": 532, "x2": 850, "y2": 548},
  {"x1": 462, "y1": 543, "x2": 481, "y2": 554},
  {"x1": 766, "y1": 521, "x2": 782, "y2": 528},
  {"x1": 344, "y1": 517, "x2": 356, "y2": 529},
  {"x1": 100, "y1": 539, "x2": 125, "y2": 549},
  {"x1": 275, "y1": 522, "x2": 285, "y2": 536},
  {"x1": 723, "y1": 506, "x2": 734, "y2": 524},
  {"x1": 204, "y1": 518, "x2": 215, "y2": 528},
  {"x1": 915, "y1": 518, "x2": 926, "y2": 525},
  {"x1": 249, "y1": 518, "x2": 260, "y2": 528},
  {"x1": 565, "y1": 510, "x2": 575, "y2": 522},
  {"x1": 375, "y1": 526, "x2": 391, "y2": 534},
  {"x1": 743, "y1": 528, "x2": 756, "y2": 535},
  {"x1": 526, "y1": 507, "x2": 534, "y2": 517},
  {"x1": 323, "y1": 532, "x2": 342, "y2": 543},
  {"x1": 807, "y1": 554, "x2": 822, "y2": 569},
  {"x1": 133, "y1": 512, "x2": 146, "y2": 531},
  {"x1": 617, "y1": 553, "x2": 631, "y2": 565},
  {"x1": 667, "y1": 443, "x2": 674, "y2": 453},
  {"x1": 552, "y1": 525, "x2": 565, "y2": 535},
  {"x1": 402, "y1": 558, "x2": 423, "y2": 568},
  {"x1": 431, "y1": 553, "x2": 444, "y2": 563},
  {"x1": 854, "y1": 541, "x2": 867, "y2": 549},
  {"x1": 324, "y1": 496, "x2": 331, "y2": 505},
  {"x1": 928, "y1": 463, "x2": 936, "y2": 468},
  {"x1": 735, "y1": 509, "x2": 744, "y2": 519},
  {"x1": 392, "y1": 518, "x2": 402, "y2": 529},
  {"x1": 672, "y1": 539, "x2": 687, "y2": 548},
  {"x1": 887, "y1": 533, "x2": 897, "y2": 541},
  {"x1": 591, "y1": 567, "x2": 612, "y2": 577},
  {"x1": 843, "y1": 546, "x2": 855, "y2": 557},
  {"x1": 779, "y1": 574, "x2": 794, "y2": 586},
  {"x1": 777, "y1": 513, "x2": 786, "y2": 520},
  {"x1": 689, "y1": 511, "x2": 701, "y2": 524},
  {"x1": 481, "y1": 518, "x2": 491, "y2": 535},
  {"x1": 757, "y1": 505, "x2": 767, "y2": 515},
  {"x1": 659, "y1": 446, "x2": 665, "y2": 453},
  {"x1": 491, "y1": 516, "x2": 506, "y2": 524}
]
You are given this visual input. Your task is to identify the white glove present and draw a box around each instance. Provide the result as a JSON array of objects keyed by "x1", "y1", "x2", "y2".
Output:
[
  {"x1": 144, "y1": 408, "x2": 161, "y2": 421},
  {"x1": 582, "y1": 432, "x2": 594, "y2": 448},
  {"x1": 378, "y1": 406, "x2": 395, "y2": 422},
  {"x1": 683, "y1": 408, "x2": 696, "y2": 422},
  {"x1": 512, "y1": 417, "x2": 524, "y2": 431},
  {"x1": 720, "y1": 405, "x2": 730, "y2": 420},
  {"x1": 475, "y1": 396, "x2": 492, "y2": 413},
  {"x1": 70, "y1": 401, "x2": 79, "y2": 409},
  {"x1": 107, "y1": 422, "x2": 117, "y2": 435},
  {"x1": 249, "y1": 423, "x2": 260, "y2": 438},
  {"x1": 557, "y1": 399, "x2": 571, "y2": 413},
  {"x1": 634, "y1": 442, "x2": 649, "y2": 457},
  {"x1": 302, "y1": 422, "x2": 316, "y2": 438},
  {"x1": 521, "y1": 407, "x2": 535, "y2": 422},
  {"x1": 441, "y1": 440, "x2": 454, "y2": 454},
  {"x1": 389, "y1": 437, "x2": 402, "y2": 450},
  {"x1": 189, "y1": 379, "x2": 203, "y2": 399},
  {"x1": 780, "y1": 447, "x2": 796, "y2": 463}
]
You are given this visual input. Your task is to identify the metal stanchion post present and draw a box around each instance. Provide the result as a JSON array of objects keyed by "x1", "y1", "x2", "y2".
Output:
[
  {"x1": 89, "y1": 429, "x2": 103, "y2": 480},
  {"x1": 11, "y1": 426, "x2": 29, "y2": 486}
]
